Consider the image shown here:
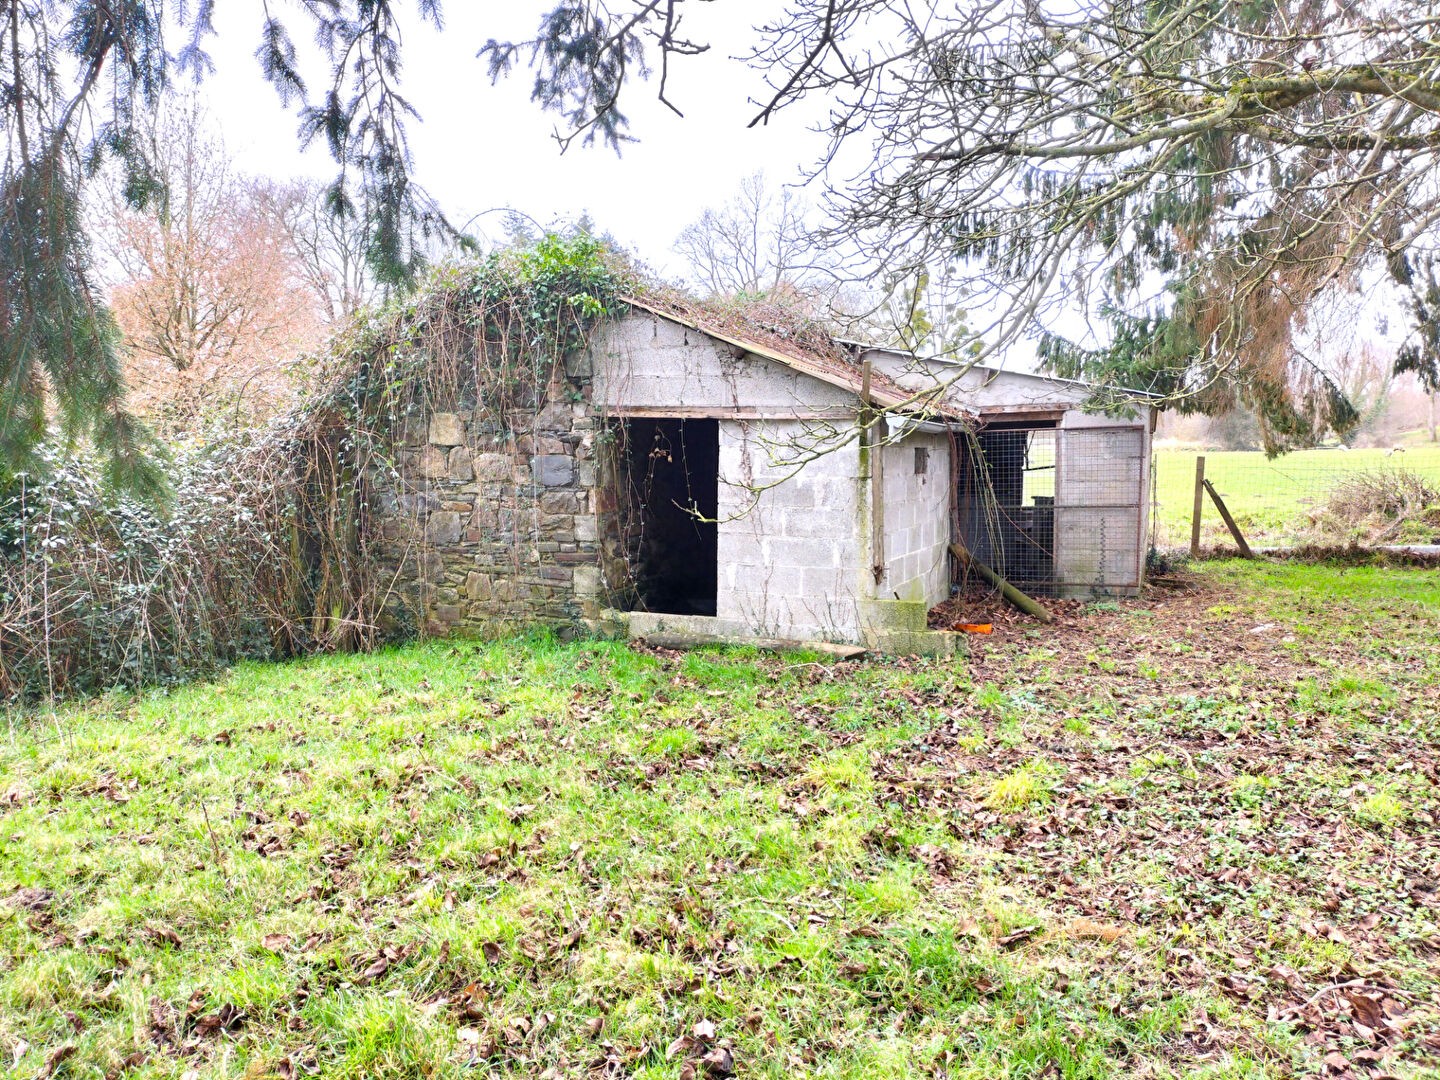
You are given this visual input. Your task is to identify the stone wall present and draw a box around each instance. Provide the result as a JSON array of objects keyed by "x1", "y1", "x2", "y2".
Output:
[{"x1": 370, "y1": 358, "x2": 609, "y2": 637}]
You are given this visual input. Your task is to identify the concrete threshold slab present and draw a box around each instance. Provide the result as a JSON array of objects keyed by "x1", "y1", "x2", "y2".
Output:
[
  {"x1": 621, "y1": 611, "x2": 865, "y2": 661},
  {"x1": 619, "y1": 610, "x2": 963, "y2": 659}
]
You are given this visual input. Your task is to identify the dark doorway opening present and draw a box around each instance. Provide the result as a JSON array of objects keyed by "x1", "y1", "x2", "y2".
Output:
[
  {"x1": 956, "y1": 424, "x2": 1058, "y2": 592},
  {"x1": 621, "y1": 418, "x2": 719, "y2": 616}
]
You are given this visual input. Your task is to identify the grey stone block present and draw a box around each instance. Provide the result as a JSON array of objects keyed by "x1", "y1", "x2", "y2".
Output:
[
  {"x1": 573, "y1": 565, "x2": 602, "y2": 599},
  {"x1": 564, "y1": 350, "x2": 594, "y2": 378},
  {"x1": 420, "y1": 445, "x2": 449, "y2": 479},
  {"x1": 536, "y1": 401, "x2": 573, "y2": 432},
  {"x1": 540, "y1": 491, "x2": 582, "y2": 515},
  {"x1": 533, "y1": 455, "x2": 574, "y2": 487},
  {"x1": 399, "y1": 411, "x2": 428, "y2": 446},
  {"x1": 425, "y1": 511, "x2": 462, "y2": 545},
  {"x1": 466, "y1": 572, "x2": 492, "y2": 601},
  {"x1": 429, "y1": 412, "x2": 466, "y2": 446},
  {"x1": 449, "y1": 452, "x2": 474, "y2": 482},
  {"x1": 475, "y1": 453, "x2": 511, "y2": 482}
]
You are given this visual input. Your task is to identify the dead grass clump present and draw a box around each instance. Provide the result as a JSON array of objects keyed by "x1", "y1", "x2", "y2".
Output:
[{"x1": 1316, "y1": 469, "x2": 1440, "y2": 543}]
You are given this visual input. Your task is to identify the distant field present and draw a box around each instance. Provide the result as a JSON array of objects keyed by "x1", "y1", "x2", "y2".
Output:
[{"x1": 1152, "y1": 444, "x2": 1440, "y2": 547}]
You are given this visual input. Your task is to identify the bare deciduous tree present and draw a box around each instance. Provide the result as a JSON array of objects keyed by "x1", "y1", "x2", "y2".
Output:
[
  {"x1": 252, "y1": 178, "x2": 380, "y2": 325},
  {"x1": 673, "y1": 172, "x2": 816, "y2": 297},
  {"x1": 92, "y1": 104, "x2": 324, "y2": 431}
]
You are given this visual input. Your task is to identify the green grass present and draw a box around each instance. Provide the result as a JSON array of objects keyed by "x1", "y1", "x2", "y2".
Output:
[
  {"x1": 1153, "y1": 445, "x2": 1440, "y2": 547},
  {"x1": 2, "y1": 562, "x2": 1438, "y2": 1078},
  {"x1": 984, "y1": 761, "x2": 1057, "y2": 813}
]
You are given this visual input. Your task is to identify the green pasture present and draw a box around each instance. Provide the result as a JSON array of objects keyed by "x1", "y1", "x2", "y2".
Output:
[
  {"x1": 2, "y1": 561, "x2": 1437, "y2": 1077},
  {"x1": 1152, "y1": 444, "x2": 1440, "y2": 547}
]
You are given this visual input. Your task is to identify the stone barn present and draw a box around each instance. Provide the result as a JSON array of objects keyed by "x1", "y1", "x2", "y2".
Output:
[{"x1": 375, "y1": 296, "x2": 1155, "y2": 652}]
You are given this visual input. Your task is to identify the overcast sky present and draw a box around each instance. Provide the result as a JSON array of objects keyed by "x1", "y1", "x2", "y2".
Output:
[
  {"x1": 178, "y1": 4, "x2": 1403, "y2": 374},
  {"x1": 192, "y1": 2, "x2": 833, "y2": 278}
]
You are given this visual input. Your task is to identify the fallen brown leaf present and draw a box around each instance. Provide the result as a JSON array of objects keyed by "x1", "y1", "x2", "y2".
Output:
[
  {"x1": 144, "y1": 925, "x2": 182, "y2": 949},
  {"x1": 701, "y1": 1045, "x2": 735, "y2": 1076},
  {"x1": 355, "y1": 956, "x2": 388, "y2": 984},
  {"x1": 37, "y1": 1045, "x2": 75, "y2": 1079},
  {"x1": 996, "y1": 925, "x2": 1042, "y2": 948}
]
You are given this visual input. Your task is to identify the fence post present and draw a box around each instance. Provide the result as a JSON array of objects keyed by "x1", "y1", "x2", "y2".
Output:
[
  {"x1": 1189, "y1": 455, "x2": 1206, "y2": 558},
  {"x1": 1202, "y1": 479, "x2": 1255, "y2": 558}
]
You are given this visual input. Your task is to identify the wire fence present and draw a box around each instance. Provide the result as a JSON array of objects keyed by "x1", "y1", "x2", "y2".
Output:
[
  {"x1": 1151, "y1": 445, "x2": 1440, "y2": 552},
  {"x1": 958, "y1": 425, "x2": 1147, "y2": 595}
]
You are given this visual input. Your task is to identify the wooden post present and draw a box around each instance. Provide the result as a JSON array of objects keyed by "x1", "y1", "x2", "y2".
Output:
[
  {"x1": 1189, "y1": 455, "x2": 1206, "y2": 558},
  {"x1": 1202, "y1": 479, "x2": 1254, "y2": 559},
  {"x1": 861, "y1": 359, "x2": 885, "y2": 584},
  {"x1": 950, "y1": 543, "x2": 1054, "y2": 623}
]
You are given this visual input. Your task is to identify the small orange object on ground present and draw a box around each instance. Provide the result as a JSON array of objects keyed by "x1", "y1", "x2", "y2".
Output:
[{"x1": 954, "y1": 623, "x2": 993, "y2": 634}]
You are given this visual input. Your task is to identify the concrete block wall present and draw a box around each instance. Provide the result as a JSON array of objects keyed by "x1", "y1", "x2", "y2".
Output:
[
  {"x1": 879, "y1": 431, "x2": 953, "y2": 606},
  {"x1": 591, "y1": 315, "x2": 856, "y2": 413},
  {"x1": 715, "y1": 420, "x2": 866, "y2": 641}
]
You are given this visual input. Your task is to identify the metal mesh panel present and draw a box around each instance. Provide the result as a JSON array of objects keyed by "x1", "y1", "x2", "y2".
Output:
[{"x1": 956, "y1": 425, "x2": 1145, "y2": 595}]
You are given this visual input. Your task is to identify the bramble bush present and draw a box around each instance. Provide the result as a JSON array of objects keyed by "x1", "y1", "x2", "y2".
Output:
[
  {"x1": 1316, "y1": 469, "x2": 1440, "y2": 544},
  {"x1": 0, "y1": 439, "x2": 302, "y2": 699},
  {"x1": 1, "y1": 234, "x2": 630, "y2": 702}
]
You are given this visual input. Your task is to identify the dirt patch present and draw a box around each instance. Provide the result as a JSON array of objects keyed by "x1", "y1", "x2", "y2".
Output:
[{"x1": 928, "y1": 572, "x2": 1210, "y2": 633}]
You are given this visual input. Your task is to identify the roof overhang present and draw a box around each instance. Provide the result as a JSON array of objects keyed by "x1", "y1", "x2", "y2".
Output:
[{"x1": 620, "y1": 296, "x2": 975, "y2": 425}]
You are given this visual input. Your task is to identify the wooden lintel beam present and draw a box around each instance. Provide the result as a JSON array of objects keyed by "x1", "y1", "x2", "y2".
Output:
[{"x1": 603, "y1": 406, "x2": 858, "y2": 421}]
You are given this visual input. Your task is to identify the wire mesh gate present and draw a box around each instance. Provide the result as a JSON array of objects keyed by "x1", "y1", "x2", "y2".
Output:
[{"x1": 955, "y1": 424, "x2": 1147, "y2": 596}]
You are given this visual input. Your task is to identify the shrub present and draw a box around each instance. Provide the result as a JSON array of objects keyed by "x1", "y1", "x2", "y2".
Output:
[
  {"x1": 1, "y1": 235, "x2": 629, "y2": 703},
  {"x1": 1316, "y1": 469, "x2": 1440, "y2": 543},
  {"x1": 0, "y1": 440, "x2": 305, "y2": 699}
]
